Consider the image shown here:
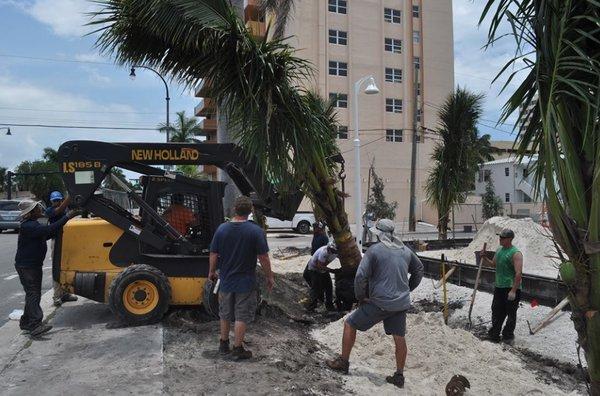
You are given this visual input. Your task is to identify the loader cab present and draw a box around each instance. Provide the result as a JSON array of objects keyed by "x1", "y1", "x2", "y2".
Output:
[{"x1": 139, "y1": 175, "x2": 226, "y2": 255}]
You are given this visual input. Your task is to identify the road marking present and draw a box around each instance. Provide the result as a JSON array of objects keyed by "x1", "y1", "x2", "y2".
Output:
[{"x1": 4, "y1": 274, "x2": 18, "y2": 280}]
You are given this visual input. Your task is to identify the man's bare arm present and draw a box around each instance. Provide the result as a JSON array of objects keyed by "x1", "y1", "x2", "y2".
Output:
[
  {"x1": 511, "y1": 252, "x2": 523, "y2": 291},
  {"x1": 258, "y1": 253, "x2": 274, "y2": 292},
  {"x1": 208, "y1": 252, "x2": 218, "y2": 281}
]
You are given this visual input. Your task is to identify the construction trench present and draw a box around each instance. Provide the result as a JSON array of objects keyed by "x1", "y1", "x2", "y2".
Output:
[{"x1": 161, "y1": 259, "x2": 587, "y2": 395}]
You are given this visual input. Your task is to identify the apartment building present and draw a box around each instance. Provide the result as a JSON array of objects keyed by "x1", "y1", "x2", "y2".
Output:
[
  {"x1": 195, "y1": 0, "x2": 455, "y2": 224},
  {"x1": 474, "y1": 156, "x2": 539, "y2": 204}
]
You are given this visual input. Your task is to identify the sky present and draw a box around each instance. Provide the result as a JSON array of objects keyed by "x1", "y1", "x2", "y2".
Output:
[{"x1": 0, "y1": 0, "x2": 523, "y2": 170}]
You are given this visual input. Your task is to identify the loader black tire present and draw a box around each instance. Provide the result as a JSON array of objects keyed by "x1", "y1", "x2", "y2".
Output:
[{"x1": 108, "y1": 264, "x2": 171, "y2": 325}]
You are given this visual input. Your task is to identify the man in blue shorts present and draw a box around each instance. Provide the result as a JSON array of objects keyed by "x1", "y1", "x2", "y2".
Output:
[
  {"x1": 326, "y1": 219, "x2": 423, "y2": 388},
  {"x1": 209, "y1": 195, "x2": 274, "y2": 360}
]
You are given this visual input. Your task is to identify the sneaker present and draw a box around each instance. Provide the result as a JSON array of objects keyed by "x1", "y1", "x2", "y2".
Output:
[
  {"x1": 326, "y1": 355, "x2": 349, "y2": 374},
  {"x1": 61, "y1": 294, "x2": 78, "y2": 303},
  {"x1": 219, "y1": 339, "x2": 230, "y2": 355},
  {"x1": 386, "y1": 371, "x2": 405, "y2": 389},
  {"x1": 29, "y1": 324, "x2": 52, "y2": 337},
  {"x1": 232, "y1": 345, "x2": 252, "y2": 360}
]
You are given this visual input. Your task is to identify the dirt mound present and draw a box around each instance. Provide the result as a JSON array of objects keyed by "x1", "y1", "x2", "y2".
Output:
[{"x1": 420, "y1": 216, "x2": 562, "y2": 277}]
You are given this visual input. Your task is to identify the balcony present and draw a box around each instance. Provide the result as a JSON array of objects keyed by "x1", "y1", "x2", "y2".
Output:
[
  {"x1": 200, "y1": 118, "x2": 217, "y2": 131},
  {"x1": 194, "y1": 79, "x2": 211, "y2": 97},
  {"x1": 194, "y1": 98, "x2": 216, "y2": 117},
  {"x1": 245, "y1": 20, "x2": 266, "y2": 38}
]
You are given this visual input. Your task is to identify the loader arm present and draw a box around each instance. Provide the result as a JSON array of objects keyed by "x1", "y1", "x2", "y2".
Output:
[{"x1": 58, "y1": 140, "x2": 303, "y2": 219}]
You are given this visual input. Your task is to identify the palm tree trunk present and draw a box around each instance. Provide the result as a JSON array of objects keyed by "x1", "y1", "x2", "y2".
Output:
[{"x1": 438, "y1": 211, "x2": 449, "y2": 240}]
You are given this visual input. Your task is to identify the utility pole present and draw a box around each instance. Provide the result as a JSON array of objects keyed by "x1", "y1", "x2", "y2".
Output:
[{"x1": 408, "y1": 65, "x2": 420, "y2": 232}]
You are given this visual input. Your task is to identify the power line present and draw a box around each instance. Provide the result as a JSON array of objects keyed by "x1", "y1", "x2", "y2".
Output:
[
  {"x1": 0, "y1": 123, "x2": 159, "y2": 131},
  {"x1": 0, "y1": 105, "x2": 174, "y2": 116},
  {"x1": 0, "y1": 53, "x2": 115, "y2": 66}
]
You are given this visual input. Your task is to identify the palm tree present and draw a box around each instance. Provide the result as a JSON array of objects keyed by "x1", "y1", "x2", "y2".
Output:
[
  {"x1": 482, "y1": 1, "x2": 600, "y2": 392},
  {"x1": 91, "y1": 0, "x2": 362, "y2": 269},
  {"x1": 158, "y1": 111, "x2": 204, "y2": 143},
  {"x1": 425, "y1": 88, "x2": 493, "y2": 240}
]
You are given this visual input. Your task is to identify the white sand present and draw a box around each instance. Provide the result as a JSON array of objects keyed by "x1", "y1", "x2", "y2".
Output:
[
  {"x1": 271, "y1": 255, "x2": 341, "y2": 275},
  {"x1": 413, "y1": 278, "x2": 579, "y2": 366},
  {"x1": 419, "y1": 217, "x2": 562, "y2": 278},
  {"x1": 312, "y1": 311, "x2": 580, "y2": 395}
]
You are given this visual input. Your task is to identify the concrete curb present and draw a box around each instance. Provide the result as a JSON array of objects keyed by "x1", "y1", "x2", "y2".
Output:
[{"x1": 0, "y1": 289, "x2": 57, "y2": 373}]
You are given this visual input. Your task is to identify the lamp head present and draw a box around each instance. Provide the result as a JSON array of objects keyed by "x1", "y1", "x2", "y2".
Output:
[
  {"x1": 5, "y1": 127, "x2": 11, "y2": 136},
  {"x1": 129, "y1": 67, "x2": 136, "y2": 81},
  {"x1": 364, "y1": 77, "x2": 379, "y2": 95}
]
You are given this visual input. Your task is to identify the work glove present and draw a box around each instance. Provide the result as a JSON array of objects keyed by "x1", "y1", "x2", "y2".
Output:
[{"x1": 507, "y1": 290, "x2": 516, "y2": 301}]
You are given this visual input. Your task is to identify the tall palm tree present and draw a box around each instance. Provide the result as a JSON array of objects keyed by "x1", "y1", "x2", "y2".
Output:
[
  {"x1": 91, "y1": 0, "x2": 362, "y2": 269},
  {"x1": 482, "y1": 1, "x2": 600, "y2": 392},
  {"x1": 157, "y1": 111, "x2": 204, "y2": 143},
  {"x1": 425, "y1": 88, "x2": 493, "y2": 240}
]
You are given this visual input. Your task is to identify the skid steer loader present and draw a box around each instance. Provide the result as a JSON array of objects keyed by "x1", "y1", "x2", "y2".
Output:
[{"x1": 54, "y1": 140, "x2": 304, "y2": 324}]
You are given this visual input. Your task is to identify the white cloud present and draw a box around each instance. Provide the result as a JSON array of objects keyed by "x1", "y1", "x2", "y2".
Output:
[
  {"x1": 0, "y1": 76, "x2": 163, "y2": 169},
  {"x1": 453, "y1": 0, "x2": 528, "y2": 136},
  {"x1": 25, "y1": 0, "x2": 98, "y2": 38}
]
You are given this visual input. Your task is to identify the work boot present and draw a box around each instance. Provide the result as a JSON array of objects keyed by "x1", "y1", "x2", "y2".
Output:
[
  {"x1": 325, "y1": 302, "x2": 336, "y2": 312},
  {"x1": 61, "y1": 294, "x2": 78, "y2": 303},
  {"x1": 502, "y1": 333, "x2": 515, "y2": 342},
  {"x1": 232, "y1": 345, "x2": 252, "y2": 360},
  {"x1": 326, "y1": 355, "x2": 349, "y2": 374},
  {"x1": 386, "y1": 371, "x2": 405, "y2": 389},
  {"x1": 29, "y1": 324, "x2": 52, "y2": 337},
  {"x1": 219, "y1": 339, "x2": 230, "y2": 355},
  {"x1": 306, "y1": 300, "x2": 319, "y2": 312}
]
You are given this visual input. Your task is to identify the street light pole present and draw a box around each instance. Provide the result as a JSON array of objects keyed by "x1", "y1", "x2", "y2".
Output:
[
  {"x1": 352, "y1": 75, "x2": 380, "y2": 247},
  {"x1": 129, "y1": 66, "x2": 171, "y2": 141}
]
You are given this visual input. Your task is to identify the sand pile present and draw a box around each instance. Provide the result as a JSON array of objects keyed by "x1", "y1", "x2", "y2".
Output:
[
  {"x1": 312, "y1": 312, "x2": 579, "y2": 395},
  {"x1": 271, "y1": 255, "x2": 341, "y2": 275},
  {"x1": 419, "y1": 216, "x2": 562, "y2": 278}
]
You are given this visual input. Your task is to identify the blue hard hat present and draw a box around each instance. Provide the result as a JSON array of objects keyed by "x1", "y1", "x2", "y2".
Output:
[{"x1": 49, "y1": 191, "x2": 64, "y2": 201}]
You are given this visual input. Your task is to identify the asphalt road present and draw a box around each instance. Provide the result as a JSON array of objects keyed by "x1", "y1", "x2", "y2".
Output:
[{"x1": 0, "y1": 231, "x2": 53, "y2": 327}]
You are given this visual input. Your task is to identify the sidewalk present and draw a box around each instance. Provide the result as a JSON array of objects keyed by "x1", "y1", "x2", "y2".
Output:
[{"x1": 0, "y1": 293, "x2": 163, "y2": 395}]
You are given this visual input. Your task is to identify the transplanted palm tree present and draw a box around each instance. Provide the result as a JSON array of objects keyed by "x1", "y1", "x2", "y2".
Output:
[
  {"x1": 482, "y1": 1, "x2": 600, "y2": 392},
  {"x1": 425, "y1": 87, "x2": 493, "y2": 240},
  {"x1": 91, "y1": 0, "x2": 361, "y2": 268},
  {"x1": 157, "y1": 111, "x2": 203, "y2": 143}
]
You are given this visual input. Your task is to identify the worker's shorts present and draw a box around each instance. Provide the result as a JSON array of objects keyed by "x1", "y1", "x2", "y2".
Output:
[
  {"x1": 346, "y1": 301, "x2": 407, "y2": 336},
  {"x1": 218, "y1": 290, "x2": 257, "y2": 324}
]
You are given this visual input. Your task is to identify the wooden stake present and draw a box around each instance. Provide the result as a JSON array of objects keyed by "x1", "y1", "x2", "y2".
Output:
[
  {"x1": 527, "y1": 297, "x2": 570, "y2": 335},
  {"x1": 442, "y1": 254, "x2": 449, "y2": 325},
  {"x1": 468, "y1": 243, "x2": 487, "y2": 327}
]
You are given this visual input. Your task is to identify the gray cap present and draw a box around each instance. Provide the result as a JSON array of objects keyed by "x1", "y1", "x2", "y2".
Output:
[
  {"x1": 369, "y1": 218, "x2": 395, "y2": 237},
  {"x1": 497, "y1": 228, "x2": 515, "y2": 238}
]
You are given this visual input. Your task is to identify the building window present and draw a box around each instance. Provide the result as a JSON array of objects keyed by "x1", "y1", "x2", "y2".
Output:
[
  {"x1": 386, "y1": 129, "x2": 403, "y2": 142},
  {"x1": 329, "y1": 93, "x2": 348, "y2": 108},
  {"x1": 329, "y1": 61, "x2": 348, "y2": 76},
  {"x1": 386, "y1": 98, "x2": 403, "y2": 113},
  {"x1": 505, "y1": 167, "x2": 510, "y2": 176},
  {"x1": 413, "y1": 31, "x2": 421, "y2": 43},
  {"x1": 523, "y1": 194, "x2": 532, "y2": 203},
  {"x1": 384, "y1": 8, "x2": 401, "y2": 24},
  {"x1": 336, "y1": 126, "x2": 348, "y2": 139},
  {"x1": 385, "y1": 38, "x2": 402, "y2": 54},
  {"x1": 479, "y1": 169, "x2": 491, "y2": 182},
  {"x1": 505, "y1": 193, "x2": 510, "y2": 203},
  {"x1": 414, "y1": 57, "x2": 420, "y2": 70},
  {"x1": 328, "y1": 0, "x2": 347, "y2": 14},
  {"x1": 412, "y1": 5, "x2": 420, "y2": 18},
  {"x1": 385, "y1": 68, "x2": 402, "y2": 83},
  {"x1": 328, "y1": 29, "x2": 348, "y2": 45}
]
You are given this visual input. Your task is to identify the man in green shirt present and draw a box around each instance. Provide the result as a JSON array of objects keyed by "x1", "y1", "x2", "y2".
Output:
[{"x1": 482, "y1": 228, "x2": 523, "y2": 342}]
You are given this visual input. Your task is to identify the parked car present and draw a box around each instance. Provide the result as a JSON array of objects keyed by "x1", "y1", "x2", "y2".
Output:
[
  {"x1": 0, "y1": 200, "x2": 22, "y2": 232},
  {"x1": 249, "y1": 212, "x2": 315, "y2": 234}
]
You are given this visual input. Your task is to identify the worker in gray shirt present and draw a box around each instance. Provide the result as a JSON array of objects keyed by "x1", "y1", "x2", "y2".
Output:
[{"x1": 326, "y1": 219, "x2": 423, "y2": 389}]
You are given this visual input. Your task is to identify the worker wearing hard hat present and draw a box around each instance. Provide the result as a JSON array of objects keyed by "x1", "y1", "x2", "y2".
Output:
[
  {"x1": 15, "y1": 200, "x2": 79, "y2": 337},
  {"x1": 45, "y1": 191, "x2": 78, "y2": 307}
]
